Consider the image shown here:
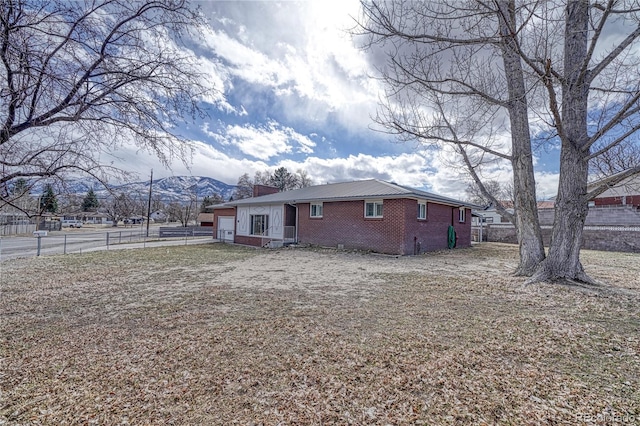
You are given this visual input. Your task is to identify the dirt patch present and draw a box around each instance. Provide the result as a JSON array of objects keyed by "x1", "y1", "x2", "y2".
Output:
[{"x1": 1, "y1": 243, "x2": 638, "y2": 424}]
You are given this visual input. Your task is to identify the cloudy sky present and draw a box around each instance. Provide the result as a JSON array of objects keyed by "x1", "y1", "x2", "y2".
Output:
[{"x1": 113, "y1": 1, "x2": 560, "y2": 200}]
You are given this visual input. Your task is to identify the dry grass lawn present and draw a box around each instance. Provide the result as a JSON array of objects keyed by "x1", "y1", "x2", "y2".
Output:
[{"x1": 1, "y1": 242, "x2": 639, "y2": 425}]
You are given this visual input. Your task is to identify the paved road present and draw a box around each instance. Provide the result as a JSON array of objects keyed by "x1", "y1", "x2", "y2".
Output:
[{"x1": 0, "y1": 227, "x2": 216, "y2": 262}]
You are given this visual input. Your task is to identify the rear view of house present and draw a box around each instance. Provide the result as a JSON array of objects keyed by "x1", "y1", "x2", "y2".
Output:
[{"x1": 211, "y1": 180, "x2": 476, "y2": 255}]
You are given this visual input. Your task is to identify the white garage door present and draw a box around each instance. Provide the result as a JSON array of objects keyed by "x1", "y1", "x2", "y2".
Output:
[{"x1": 218, "y1": 216, "x2": 235, "y2": 242}]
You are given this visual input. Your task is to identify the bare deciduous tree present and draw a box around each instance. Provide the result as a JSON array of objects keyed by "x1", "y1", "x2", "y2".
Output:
[
  {"x1": 233, "y1": 173, "x2": 254, "y2": 200},
  {"x1": 358, "y1": 0, "x2": 640, "y2": 284},
  {"x1": 167, "y1": 198, "x2": 195, "y2": 227},
  {"x1": 357, "y1": 0, "x2": 545, "y2": 276},
  {"x1": 102, "y1": 193, "x2": 135, "y2": 227},
  {"x1": 590, "y1": 141, "x2": 640, "y2": 179},
  {"x1": 0, "y1": 0, "x2": 213, "y2": 213},
  {"x1": 296, "y1": 169, "x2": 314, "y2": 188},
  {"x1": 465, "y1": 180, "x2": 508, "y2": 208},
  {"x1": 234, "y1": 168, "x2": 314, "y2": 200}
]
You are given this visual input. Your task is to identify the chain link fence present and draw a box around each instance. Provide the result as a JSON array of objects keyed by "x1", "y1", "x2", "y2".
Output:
[{"x1": 0, "y1": 227, "x2": 216, "y2": 261}]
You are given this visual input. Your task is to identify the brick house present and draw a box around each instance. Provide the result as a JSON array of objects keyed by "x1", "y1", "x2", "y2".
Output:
[
  {"x1": 211, "y1": 180, "x2": 476, "y2": 255},
  {"x1": 588, "y1": 173, "x2": 640, "y2": 208}
]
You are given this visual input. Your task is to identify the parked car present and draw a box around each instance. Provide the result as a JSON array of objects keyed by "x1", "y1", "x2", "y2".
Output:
[{"x1": 61, "y1": 219, "x2": 83, "y2": 228}]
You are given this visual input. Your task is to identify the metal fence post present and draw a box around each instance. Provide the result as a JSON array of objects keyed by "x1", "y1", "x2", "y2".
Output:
[
  {"x1": 64, "y1": 234, "x2": 67, "y2": 255},
  {"x1": 36, "y1": 235, "x2": 41, "y2": 256},
  {"x1": 106, "y1": 232, "x2": 110, "y2": 249}
]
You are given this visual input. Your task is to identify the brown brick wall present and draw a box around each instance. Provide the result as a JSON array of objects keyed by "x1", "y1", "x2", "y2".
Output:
[
  {"x1": 297, "y1": 199, "x2": 406, "y2": 254},
  {"x1": 454, "y1": 207, "x2": 472, "y2": 249},
  {"x1": 594, "y1": 196, "x2": 640, "y2": 207},
  {"x1": 297, "y1": 199, "x2": 472, "y2": 255},
  {"x1": 234, "y1": 234, "x2": 264, "y2": 247},
  {"x1": 253, "y1": 185, "x2": 279, "y2": 197},
  {"x1": 405, "y1": 202, "x2": 471, "y2": 253}
]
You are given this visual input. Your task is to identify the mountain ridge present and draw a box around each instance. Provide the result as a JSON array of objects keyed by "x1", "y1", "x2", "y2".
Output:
[{"x1": 54, "y1": 176, "x2": 237, "y2": 203}]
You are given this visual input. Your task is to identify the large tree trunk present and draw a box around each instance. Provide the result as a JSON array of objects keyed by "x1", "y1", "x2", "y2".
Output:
[
  {"x1": 497, "y1": 0, "x2": 546, "y2": 276},
  {"x1": 512, "y1": 155, "x2": 545, "y2": 276},
  {"x1": 531, "y1": 1, "x2": 594, "y2": 284},
  {"x1": 533, "y1": 144, "x2": 593, "y2": 283}
]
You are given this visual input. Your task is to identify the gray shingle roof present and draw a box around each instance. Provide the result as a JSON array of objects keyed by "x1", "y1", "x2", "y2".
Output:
[{"x1": 214, "y1": 179, "x2": 477, "y2": 208}]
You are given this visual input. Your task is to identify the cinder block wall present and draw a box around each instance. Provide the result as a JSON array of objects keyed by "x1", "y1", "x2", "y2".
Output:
[
  {"x1": 486, "y1": 225, "x2": 640, "y2": 253},
  {"x1": 538, "y1": 205, "x2": 640, "y2": 226}
]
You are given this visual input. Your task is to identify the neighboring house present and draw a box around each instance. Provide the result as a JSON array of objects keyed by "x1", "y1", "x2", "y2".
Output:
[
  {"x1": 127, "y1": 216, "x2": 145, "y2": 225},
  {"x1": 471, "y1": 207, "x2": 512, "y2": 226},
  {"x1": 211, "y1": 179, "x2": 477, "y2": 255},
  {"x1": 472, "y1": 200, "x2": 555, "y2": 227},
  {"x1": 150, "y1": 210, "x2": 168, "y2": 222},
  {"x1": 62, "y1": 212, "x2": 111, "y2": 225},
  {"x1": 536, "y1": 173, "x2": 640, "y2": 226},
  {"x1": 198, "y1": 213, "x2": 214, "y2": 226},
  {"x1": 483, "y1": 173, "x2": 640, "y2": 252},
  {"x1": 588, "y1": 173, "x2": 640, "y2": 207}
]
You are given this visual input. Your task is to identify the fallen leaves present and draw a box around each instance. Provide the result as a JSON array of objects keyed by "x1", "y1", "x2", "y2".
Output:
[{"x1": 1, "y1": 243, "x2": 638, "y2": 424}]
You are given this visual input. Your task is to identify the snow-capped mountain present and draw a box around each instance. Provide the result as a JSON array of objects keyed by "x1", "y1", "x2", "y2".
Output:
[
  {"x1": 111, "y1": 176, "x2": 237, "y2": 203},
  {"x1": 34, "y1": 176, "x2": 237, "y2": 203}
]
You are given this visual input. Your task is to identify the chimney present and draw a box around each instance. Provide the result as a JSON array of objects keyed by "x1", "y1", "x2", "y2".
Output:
[{"x1": 253, "y1": 184, "x2": 280, "y2": 197}]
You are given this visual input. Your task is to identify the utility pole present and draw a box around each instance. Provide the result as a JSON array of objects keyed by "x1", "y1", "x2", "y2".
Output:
[{"x1": 146, "y1": 169, "x2": 153, "y2": 237}]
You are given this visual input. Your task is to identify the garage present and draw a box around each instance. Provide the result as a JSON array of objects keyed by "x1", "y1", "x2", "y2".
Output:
[{"x1": 217, "y1": 216, "x2": 235, "y2": 242}]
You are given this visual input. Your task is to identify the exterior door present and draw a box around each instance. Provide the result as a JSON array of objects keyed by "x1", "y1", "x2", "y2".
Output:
[{"x1": 218, "y1": 216, "x2": 235, "y2": 242}]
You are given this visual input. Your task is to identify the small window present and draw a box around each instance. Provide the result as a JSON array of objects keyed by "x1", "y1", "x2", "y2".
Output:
[
  {"x1": 459, "y1": 207, "x2": 466, "y2": 223},
  {"x1": 250, "y1": 214, "x2": 269, "y2": 236},
  {"x1": 310, "y1": 203, "x2": 323, "y2": 218},
  {"x1": 417, "y1": 201, "x2": 427, "y2": 220},
  {"x1": 365, "y1": 200, "x2": 383, "y2": 218}
]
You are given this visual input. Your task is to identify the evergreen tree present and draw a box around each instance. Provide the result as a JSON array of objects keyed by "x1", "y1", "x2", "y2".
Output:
[
  {"x1": 200, "y1": 194, "x2": 223, "y2": 212},
  {"x1": 11, "y1": 178, "x2": 29, "y2": 196},
  {"x1": 82, "y1": 188, "x2": 100, "y2": 211},
  {"x1": 268, "y1": 167, "x2": 299, "y2": 191},
  {"x1": 40, "y1": 184, "x2": 58, "y2": 213}
]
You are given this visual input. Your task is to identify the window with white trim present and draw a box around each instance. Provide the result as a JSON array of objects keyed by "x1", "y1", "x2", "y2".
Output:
[
  {"x1": 365, "y1": 200, "x2": 383, "y2": 218},
  {"x1": 458, "y1": 207, "x2": 466, "y2": 223},
  {"x1": 250, "y1": 214, "x2": 269, "y2": 236},
  {"x1": 417, "y1": 201, "x2": 427, "y2": 220},
  {"x1": 310, "y1": 203, "x2": 323, "y2": 218}
]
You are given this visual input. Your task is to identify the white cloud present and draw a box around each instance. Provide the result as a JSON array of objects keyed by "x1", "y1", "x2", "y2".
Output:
[
  {"x1": 225, "y1": 121, "x2": 315, "y2": 160},
  {"x1": 199, "y1": 27, "x2": 292, "y2": 88},
  {"x1": 106, "y1": 134, "x2": 559, "y2": 203},
  {"x1": 279, "y1": 152, "x2": 436, "y2": 188},
  {"x1": 106, "y1": 140, "x2": 268, "y2": 185},
  {"x1": 196, "y1": 2, "x2": 381, "y2": 133},
  {"x1": 534, "y1": 172, "x2": 560, "y2": 200},
  {"x1": 100, "y1": 2, "x2": 562, "y2": 203}
]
